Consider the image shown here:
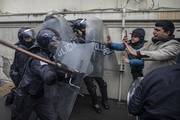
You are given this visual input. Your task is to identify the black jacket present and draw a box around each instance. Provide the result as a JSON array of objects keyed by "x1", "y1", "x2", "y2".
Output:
[
  {"x1": 18, "y1": 50, "x2": 66, "y2": 97},
  {"x1": 10, "y1": 43, "x2": 31, "y2": 86},
  {"x1": 128, "y1": 61, "x2": 180, "y2": 120}
]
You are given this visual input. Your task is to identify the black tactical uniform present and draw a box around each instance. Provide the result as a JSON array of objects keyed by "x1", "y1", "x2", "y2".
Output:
[
  {"x1": 10, "y1": 27, "x2": 35, "y2": 86},
  {"x1": 72, "y1": 19, "x2": 110, "y2": 113},
  {"x1": 84, "y1": 76, "x2": 109, "y2": 113},
  {"x1": 5, "y1": 27, "x2": 35, "y2": 106},
  {"x1": 11, "y1": 28, "x2": 65, "y2": 120}
]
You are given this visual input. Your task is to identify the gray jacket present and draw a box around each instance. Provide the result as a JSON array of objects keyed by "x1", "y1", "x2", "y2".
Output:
[{"x1": 140, "y1": 39, "x2": 180, "y2": 75}]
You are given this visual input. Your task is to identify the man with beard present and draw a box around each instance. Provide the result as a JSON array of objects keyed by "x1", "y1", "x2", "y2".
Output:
[
  {"x1": 106, "y1": 28, "x2": 146, "y2": 80},
  {"x1": 124, "y1": 20, "x2": 180, "y2": 75}
]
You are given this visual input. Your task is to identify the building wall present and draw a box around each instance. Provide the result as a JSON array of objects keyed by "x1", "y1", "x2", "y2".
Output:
[{"x1": 0, "y1": 0, "x2": 180, "y2": 100}]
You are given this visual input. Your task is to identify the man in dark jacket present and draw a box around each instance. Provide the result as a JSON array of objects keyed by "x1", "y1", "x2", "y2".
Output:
[
  {"x1": 11, "y1": 28, "x2": 66, "y2": 120},
  {"x1": 5, "y1": 27, "x2": 35, "y2": 106},
  {"x1": 128, "y1": 53, "x2": 180, "y2": 120}
]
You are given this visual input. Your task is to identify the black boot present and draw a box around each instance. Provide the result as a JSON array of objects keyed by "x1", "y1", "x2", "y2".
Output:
[
  {"x1": 95, "y1": 77, "x2": 109, "y2": 110},
  {"x1": 102, "y1": 101, "x2": 110, "y2": 110},
  {"x1": 92, "y1": 104, "x2": 102, "y2": 113}
]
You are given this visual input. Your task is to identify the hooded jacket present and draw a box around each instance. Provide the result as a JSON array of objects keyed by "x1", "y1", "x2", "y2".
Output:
[{"x1": 109, "y1": 28, "x2": 146, "y2": 79}]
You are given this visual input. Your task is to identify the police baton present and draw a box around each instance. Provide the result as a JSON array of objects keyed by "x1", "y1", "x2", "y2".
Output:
[{"x1": 0, "y1": 39, "x2": 78, "y2": 73}]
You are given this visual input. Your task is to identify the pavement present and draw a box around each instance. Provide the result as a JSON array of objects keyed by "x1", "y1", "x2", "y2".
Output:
[
  {"x1": 0, "y1": 95, "x2": 135, "y2": 120},
  {"x1": 70, "y1": 95, "x2": 135, "y2": 120}
]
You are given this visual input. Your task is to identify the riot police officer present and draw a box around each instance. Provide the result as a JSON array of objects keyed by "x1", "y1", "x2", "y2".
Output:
[
  {"x1": 5, "y1": 27, "x2": 35, "y2": 106},
  {"x1": 70, "y1": 18, "x2": 86, "y2": 43},
  {"x1": 11, "y1": 27, "x2": 35, "y2": 86},
  {"x1": 72, "y1": 18, "x2": 110, "y2": 113},
  {"x1": 11, "y1": 28, "x2": 66, "y2": 120}
]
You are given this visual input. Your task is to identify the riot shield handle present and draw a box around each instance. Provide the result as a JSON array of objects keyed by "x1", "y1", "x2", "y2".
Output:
[
  {"x1": 68, "y1": 77, "x2": 80, "y2": 89},
  {"x1": 56, "y1": 62, "x2": 79, "y2": 74}
]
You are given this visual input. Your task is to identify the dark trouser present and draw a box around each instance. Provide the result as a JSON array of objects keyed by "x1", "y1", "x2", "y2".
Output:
[
  {"x1": 84, "y1": 76, "x2": 108, "y2": 105},
  {"x1": 11, "y1": 93, "x2": 57, "y2": 120}
]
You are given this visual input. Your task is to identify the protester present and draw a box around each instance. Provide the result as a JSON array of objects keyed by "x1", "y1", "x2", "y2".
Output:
[
  {"x1": 107, "y1": 28, "x2": 146, "y2": 80},
  {"x1": 124, "y1": 20, "x2": 180, "y2": 75}
]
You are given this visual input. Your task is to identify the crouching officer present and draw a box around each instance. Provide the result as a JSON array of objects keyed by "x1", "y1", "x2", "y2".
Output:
[{"x1": 11, "y1": 28, "x2": 67, "y2": 120}]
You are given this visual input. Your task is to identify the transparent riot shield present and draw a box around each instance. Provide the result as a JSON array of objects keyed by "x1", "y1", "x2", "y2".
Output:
[
  {"x1": 36, "y1": 15, "x2": 95, "y2": 73},
  {"x1": 54, "y1": 41, "x2": 95, "y2": 74},
  {"x1": 36, "y1": 15, "x2": 77, "y2": 42},
  {"x1": 37, "y1": 16, "x2": 95, "y2": 120},
  {"x1": 127, "y1": 77, "x2": 143, "y2": 120},
  {"x1": 85, "y1": 17, "x2": 113, "y2": 78},
  {"x1": 127, "y1": 77, "x2": 143, "y2": 106},
  {"x1": 85, "y1": 17, "x2": 104, "y2": 43},
  {"x1": 50, "y1": 41, "x2": 95, "y2": 120}
]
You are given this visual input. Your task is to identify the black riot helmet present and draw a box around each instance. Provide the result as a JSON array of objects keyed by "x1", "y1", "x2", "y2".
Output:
[
  {"x1": 72, "y1": 18, "x2": 86, "y2": 40},
  {"x1": 18, "y1": 27, "x2": 35, "y2": 47},
  {"x1": 36, "y1": 28, "x2": 61, "y2": 52},
  {"x1": 74, "y1": 18, "x2": 86, "y2": 30}
]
